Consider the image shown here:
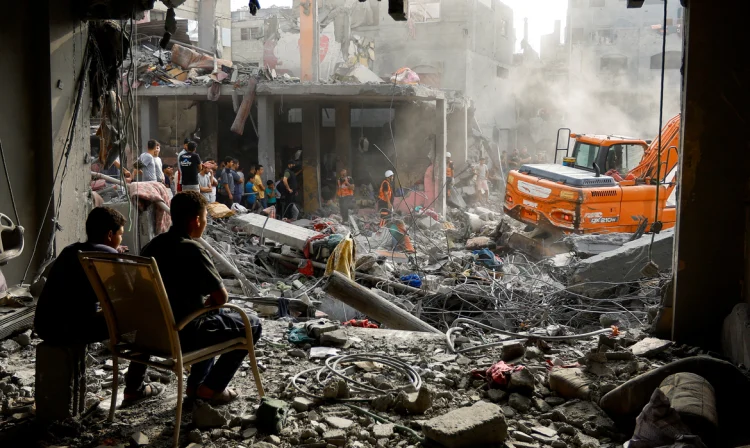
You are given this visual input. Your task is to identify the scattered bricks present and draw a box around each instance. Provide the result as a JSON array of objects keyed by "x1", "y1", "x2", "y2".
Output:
[
  {"x1": 422, "y1": 401, "x2": 508, "y2": 448},
  {"x1": 320, "y1": 330, "x2": 350, "y2": 348},
  {"x1": 488, "y1": 389, "x2": 507, "y2": 403},
  {"x1": 394, "y1": 385, "x2": 434, "y2": 415},
  {"x1": 548, "y1": 369, "x2": 590, "y2": 400},
  {"x1": 573, "y1": 432, "x2": 600, "y2": 448},
  {"x1": 502, "y1": 342, "x2": 526, "y2": 361},
  {"x1": 256, "y1": 397, "x2": 290, "y2": 434},
  {"x1": 508, "y1": 393, "x2": 532, "y2": 413},
  {"x1": 193, "y1": 401, "x2": 230, "y2": 429},
  {"x1": 292, "y1": 397, "x2": 315, "y2": 412},
  {"x1": 630, "y1": 337, "x2": 673, "y2": 357},
  {"x1": 372, "y1": 423, "x2": 395, "y2": 438},
  {"x1": 509, "y1": 368, "x2": 536, "y2": 395}
]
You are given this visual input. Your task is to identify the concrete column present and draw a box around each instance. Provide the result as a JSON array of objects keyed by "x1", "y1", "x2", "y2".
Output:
[
  {"x1": 447, "y1": 106, "x2": 468, "y2": 169},
  {"x1": 672, "y1": 1, "x2": 750, "y2": 348},
  {"x1": 299, "y1": 0, "x2": 319, "y2": 82},
  {"x1": 139, "y1": 97, "x2": 158, "y2": 152},
  {"x1": 335, "y1": 103, "x2": 351, "y2": 173},
  {"x1": 433, "y1": 99, "x2": 447, "y2": 215},
  {"x1": 302, "y1": 104, "x2": 321, "y2": 213},
  {"x1": 198, "y1": 102, "x2": 218, "y2": 161},
  {"x1": 257, "y1": 96, "x2": 276, "y2": 182},
  {"x1": 198, "y1": 0, "x2": 217, "y2": 53}
]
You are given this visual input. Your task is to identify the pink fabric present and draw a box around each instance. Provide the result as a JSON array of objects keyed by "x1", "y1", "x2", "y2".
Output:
[{"x1": 128, "y1": 181, "x2": 172, "y2": 234}]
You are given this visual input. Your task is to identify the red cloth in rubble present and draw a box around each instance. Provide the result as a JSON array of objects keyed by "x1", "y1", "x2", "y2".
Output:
[
  {"x1": 472, "y1": 361, "x2": 525, "y2": 387},
  {"x1": 343, "y1": 319, "x2": 379, "y2": 329},
  {"x1": 128, "y1": 181, "x2": 173, "y2": 234}
]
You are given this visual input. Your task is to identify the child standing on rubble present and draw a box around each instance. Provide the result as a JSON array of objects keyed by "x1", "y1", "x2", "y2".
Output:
[{"x1": 266, "y1": 180, "x2": 279, "y2": 218}]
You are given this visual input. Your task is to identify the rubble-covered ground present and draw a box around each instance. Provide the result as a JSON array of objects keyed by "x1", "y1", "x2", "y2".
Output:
[{"x1": 0, "y1": 316, "x2": 709, "y2": 448}]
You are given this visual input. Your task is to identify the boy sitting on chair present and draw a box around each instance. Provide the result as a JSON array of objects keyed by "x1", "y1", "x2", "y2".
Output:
[{"x1": 128, "y1": 191, "x2": 262, "y2": 404}]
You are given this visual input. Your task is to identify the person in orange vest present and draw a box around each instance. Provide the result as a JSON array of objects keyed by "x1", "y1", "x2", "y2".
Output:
[
  {"x1": 446, "y1": 152, "x2": 454, "y2": 197},
  {"x1": 378, "y1": 170, "x2": 395, "y2": 226},
  {"x1": 337, "y1": 168, "x2": 355, "y2": 222}
]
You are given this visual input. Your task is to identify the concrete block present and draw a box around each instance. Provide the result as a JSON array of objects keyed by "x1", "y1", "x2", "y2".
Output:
[
  {"x1": 570, "y1": 229, "x2": 674, "y2": 297},
  {"x1": 422, "y1": 401, "x2": 508, "y2": 448},
  {"x1": 233, "y1": 213, "x2": 322, "y2": 251},
  {"x1": 722, "y1": 302, "x2": 750, "y2": 367},
  {"x1": 35, "y1": 342, "x2": 87, "y2": 423}
]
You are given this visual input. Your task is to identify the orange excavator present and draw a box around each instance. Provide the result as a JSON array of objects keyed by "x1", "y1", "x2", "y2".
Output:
[{"x1": 503, "y1": 114, "x2": 680, "y2": 253}]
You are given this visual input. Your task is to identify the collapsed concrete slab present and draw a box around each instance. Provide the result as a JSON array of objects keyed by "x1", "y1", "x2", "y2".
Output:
[
  {"x1": 569, "y1": 229, "x2": 674, "y2": 297},
  {"x1": 232, "y1": 214, "x2": 322, "y2": 251},
  {"x1": 422, "y1": 401, "x2": 508, "y2": 448}
]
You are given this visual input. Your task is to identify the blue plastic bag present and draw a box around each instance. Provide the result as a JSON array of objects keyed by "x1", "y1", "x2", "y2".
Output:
[{"x1": 400, "y1": 273, "x2": 422, "y2": 288}]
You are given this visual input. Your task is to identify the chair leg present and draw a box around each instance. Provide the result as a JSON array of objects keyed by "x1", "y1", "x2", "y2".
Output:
[
  {"x1": 108, "y1": 355, "x2": 119, "y2": 422},
  {"x1": 173, "y1": 365, "x2": 184, "y2": 448},
  {"x1": 246, "y1": 344, "x2": 265, "y2": 398}
]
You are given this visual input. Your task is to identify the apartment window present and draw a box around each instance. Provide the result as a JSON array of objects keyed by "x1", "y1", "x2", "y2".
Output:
[
  {"x1": 650, "y1": 51, "x2": 681, "y2": 69},
  {"x1": 572, "y1": 27, "x2": 585, "y2": 43},
  {"x1": 590, "y1": 0, "x2": 605, "y2": 6},
  {"x1": 409, "y1": 0, "x2": 441, "y2": 23},
  {"x1": 240, "y1": 27, "x2": 262, "y2": 40},
  {"x1": 600, "y1": 55, "x2": 628, "y2": 72},
  {"x1": 288, "y1": 108, "x2": 302, "y2": 123},
  {"x1": 499, "y1": 18, "x2": 508, "y2": 37},
  {"x1": 593, "y1": 28, "x2": 614, "y2": 44},
  {"x1": 496, "y1": 66, "x2": 509, "y2": 79}
]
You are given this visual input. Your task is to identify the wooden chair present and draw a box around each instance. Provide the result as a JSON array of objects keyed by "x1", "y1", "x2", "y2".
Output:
[{"x1": 78, "y1": 252, "x2": 265, "y2": 448}]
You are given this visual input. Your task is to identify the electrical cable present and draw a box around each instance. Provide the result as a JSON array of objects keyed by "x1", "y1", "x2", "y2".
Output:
[
  {"x1": 648, "y1": 0, "x2": 669, "y2": 264},
  {"x1": 0, "y1": 140, "x2": 20, "y2": 226}
]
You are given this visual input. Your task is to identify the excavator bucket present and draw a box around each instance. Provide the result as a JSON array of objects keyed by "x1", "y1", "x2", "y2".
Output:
[
  {"x1": 0, "y1": 213, "x2": 24, "y2": 266},
  {"x1": 507, "y1": 232, "x2": 569, "y2": 260}
]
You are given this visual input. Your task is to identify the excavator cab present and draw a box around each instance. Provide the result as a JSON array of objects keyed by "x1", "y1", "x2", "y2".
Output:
[{"x1": 569, "y1": 137, "x2": 648, "y2": 176}]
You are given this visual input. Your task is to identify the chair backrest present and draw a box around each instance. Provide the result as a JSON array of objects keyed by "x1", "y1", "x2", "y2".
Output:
[{"x1": 78, "y1": 252, "x2": 180, "y2": 358}]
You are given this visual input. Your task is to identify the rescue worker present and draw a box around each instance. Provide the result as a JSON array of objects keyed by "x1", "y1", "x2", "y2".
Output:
[
  {"x1": 279, "y1": 160, "x2": 299, "y2": 220},
  {"x1": 378, "y1": 170, "x2": 395, "y2": 227},
  {"x1": 337, "y1": 168, "x2": 355, "y2": 222},
  {"x1": 446, "y1": 152, "x2": 454, "y2": 197}
]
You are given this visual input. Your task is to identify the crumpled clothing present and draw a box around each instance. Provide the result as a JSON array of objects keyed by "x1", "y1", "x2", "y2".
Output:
[
  {"x1": 128, "y1": 181, "x2": 172, "y2": 234},
  {"x1": 343, "y1": 319, "x2": 378, "y2": 328},
  {"x1": 473, "y1": 248, "x2": 503, "y2": 271},
  {"x1": 298, "y1": 259, "x2": 314, "y2": 276},
  {"x1": 472, "y1": 361, "x2": 525, "y2": 387},
  {"x1": 628, "y1": 388, "x2": 707, "y2": 448},
  {"x1": 391, "y1": 67, "x2": 420, "y2": 85},
  {"x1": 288, "y1": 326, "x2": 315, "y2": 344},
  {"x1": 304, "y1": 234, "x2": 327, "y2": 258},
  {"x1": 325, "y1": 237, "x2": 355, "y2": 280}
]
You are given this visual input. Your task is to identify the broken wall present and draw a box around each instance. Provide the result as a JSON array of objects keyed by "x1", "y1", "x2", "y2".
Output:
[
  {"x1": 0, "y1": 0, "x2": 91, "y2": 285},
  {"x1": 157, "y1": 99, "x2": 198, "y2": 164}
]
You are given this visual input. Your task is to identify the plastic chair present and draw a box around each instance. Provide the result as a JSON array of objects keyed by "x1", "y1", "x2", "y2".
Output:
[{"x1": 78, "y1": 252, "x2": 264, "y2": 448}]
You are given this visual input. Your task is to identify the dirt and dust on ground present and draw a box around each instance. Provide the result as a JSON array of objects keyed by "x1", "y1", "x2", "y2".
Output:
[{"x1": 0, "y1": 184, "x2": 746, "y2": 448}]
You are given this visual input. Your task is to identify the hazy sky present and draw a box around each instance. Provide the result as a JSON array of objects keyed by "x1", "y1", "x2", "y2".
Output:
[{"x1": 229, "y1": 0, "x2": 568, "y2": 52}]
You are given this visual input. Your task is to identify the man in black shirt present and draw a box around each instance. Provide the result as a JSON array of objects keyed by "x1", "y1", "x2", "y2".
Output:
[
  {"x1": 34, "y1": 207, "x2": 165, "y2": 401},
  {"x1": 179, "y1": 141, "x2": 202, "y2": 192},
  {"x1": 279, "y1": 160, "x2": 298, "y2": 220},
  {"x1": 127, "y1": 192, "x2": 261, "y2": 404}
]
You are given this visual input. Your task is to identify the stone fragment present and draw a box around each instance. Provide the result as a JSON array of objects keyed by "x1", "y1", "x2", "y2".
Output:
[
  {"x1": 555, "y1": 400, "x2": 616, "y2": 433},
  {"x1": 325, "y1": 416, "x2": 353, "y2": 429},
  {"x1": 287, "y1": 348, "x2": 307, "y2": 359},
  {"x1": 525, "y1": 346, "x2": 544, "y2": 360},
  {"x1": 502, "y1": 406, "x2": 516, "y2": 418},
  {"x1": 508, "y1": 393, "x2": 532, "y2": 412},
  {"x1": 131, "y1": 432, "x2": 149, "y2": 445},
  {"x1": 193, "y1": 401, "x2": 230, "y2": 429},
  {"x1": 573, "y1": 432, "x2": 599, "y2": 448},
  {"x1": 532, "y1": 426, "x2": 557, "y2": 438},
  {"x1": 552, "y1": 440, "x2": 567, "y2": 448},
  {"x1": 513, "y1": 431, "x2": 535, "y2": 443},
  {"x1": 372, "y1": 394, "x2": 395, "y2": 412},
  {"x1": 372, "y1": 423, "x2": 395, "y2": 438},
  {"x1": 256, "y1": 397, "x2": 290, "y2": 434},
  {"x1": 630, "y1": 337, "x2": 673, "y2": 357},
  {"x1": 320, "y1": 330, "x2": 350, "y2": 347},
  {"x1": 548, "y1": 369, "x2": 590, "y2": 400},
  {"x1": 394, "y1": 385, "x2": 434, "y2": 415},
  {"x1": 324, "y1": 429, "x2": 347, "y2": 446},
  {"x1": 487, "y1": 389, "x2": 507, "y2": 403},
  {"x1": 292, "y1": 397, "x2": 315, "y2": 412},
  {"x1": 502, "y1": 342, "x2": 526, "y2": 361},
  {"x1": 533, "y1": 398, "x2": 551, "y2": 412},
  {"x1": 306, "y1": 320, "x2": 339, "y2": 338},
  {"x1": 465, "y1": 236, "x2": 491, "y2": 250},
  {"x1": 422, "y1": 401, "x2": 508, "y2": 448},
  {"x1": 188, "y1": 429, "x2": 203, "y2": 443},
  {"x1": 0, "y1": 340, "x2": 21, "y2": 354},
  {"x1": 544, "y1": 396, "x2": 565, "y2": 407},
  {"x1": 13, "y1": 331, "x2": 32, "y2": 348},
  {"x1": 323, "y1": 379, "x2": 350, "y2": 399},
  {"x1": 509, "y1": 368, "x2": 536, "y2": 395},
  {"x1": 242, "y1": 428, "x2": 257, "y2": 439}
]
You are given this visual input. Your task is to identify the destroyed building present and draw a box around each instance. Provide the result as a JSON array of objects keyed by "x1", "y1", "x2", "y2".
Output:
[{"x1": 1, "y1": 1, "x2": 750, "y2": 448}]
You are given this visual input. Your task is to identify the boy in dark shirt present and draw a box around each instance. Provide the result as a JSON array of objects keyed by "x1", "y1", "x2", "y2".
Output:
[
  {"x1": 34, "y1": 207, "x2": 165, "y2": 402},
  {"x1": 128, "y1": 192, "x2": 261, "y2": 404},
  {"x1": 179, "y1": 141, "x2": 202, "y2": 192}
]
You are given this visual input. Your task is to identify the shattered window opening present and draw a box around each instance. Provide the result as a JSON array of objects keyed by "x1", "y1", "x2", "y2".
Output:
[{"x1": 409, "y1": 0, "x2": 441, "y2": 23}]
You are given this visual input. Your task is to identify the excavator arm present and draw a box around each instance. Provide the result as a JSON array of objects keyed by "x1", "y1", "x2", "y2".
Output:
[{"x1": 626, "y1": 114, "x2": 681, "y2": 182}]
